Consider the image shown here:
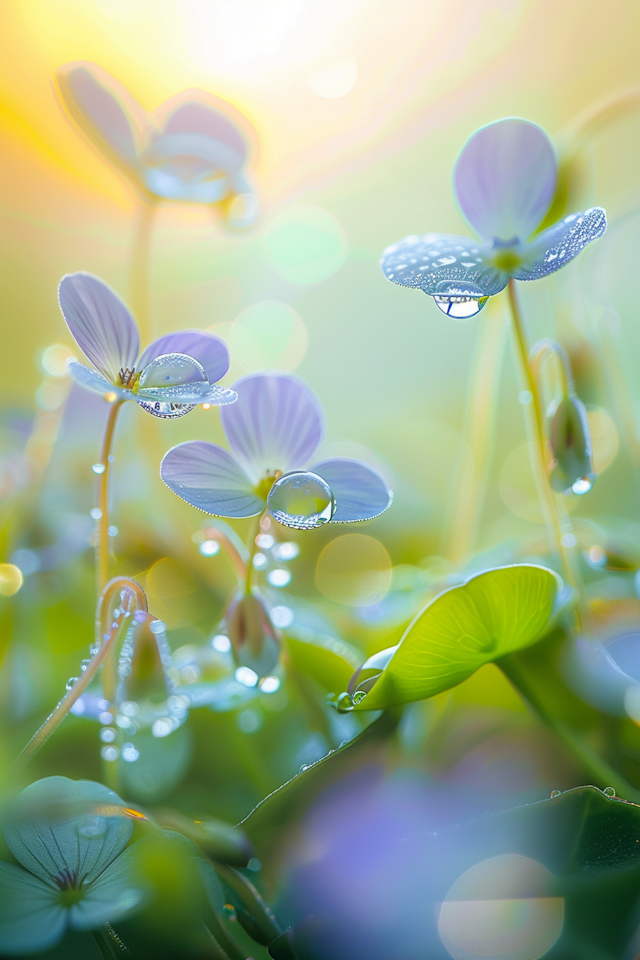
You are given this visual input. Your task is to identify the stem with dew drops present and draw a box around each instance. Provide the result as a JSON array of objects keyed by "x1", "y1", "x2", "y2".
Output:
[{"x1": 96, "y1": 400, "x2": 123, "y2": 598}]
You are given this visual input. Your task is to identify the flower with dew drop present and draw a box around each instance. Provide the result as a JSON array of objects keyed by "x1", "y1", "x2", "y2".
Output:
[
  {"x1": 380, "y1": 117, "x2": 607, "y2": 317},
  {"x1": 59, "y1": 272, "x2": 236, "y2": 418},
  {"x1": 0, "y1": 777, "x2": 147, "y2": 955},
  {"x1": 56, "y1": 61, "x2": 258, "y2": 228},
  {"x1": 160, "y1": 372, "x2": 393, "y2": 529}
]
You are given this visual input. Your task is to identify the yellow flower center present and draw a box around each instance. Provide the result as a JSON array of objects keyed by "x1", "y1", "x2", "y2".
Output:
[{"x1": 255, "y1": 469, "x2": 283, "y2": 501}]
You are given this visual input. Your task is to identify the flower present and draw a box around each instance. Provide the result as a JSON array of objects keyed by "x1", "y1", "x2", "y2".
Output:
[
  {"x1": 380, "y1": 117, "x2": 607, "y2": 317},
  {"x1": 160, "y1": 372, "x2": 393, "y2": 528},
  {"x1": 59, "y1": 272, "x2": 237, "y2": 418},
  {"x1": 56, "y1": 61, "x2": 258, "y2": 227},
  {"x1": 0, "y1": 777, "x2": 147, "y2": 955}
]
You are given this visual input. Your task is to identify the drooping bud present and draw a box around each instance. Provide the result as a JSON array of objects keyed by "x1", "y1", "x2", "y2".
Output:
[
  {"x1": 226, "y1": 592, "x2": 280, "y2": 678},
  {"x1": 548, "y1": 393, "x2": 595, "y2": 496},
  {"x1": 119, "y1": 612, "x2": 176, "y2": 703}
]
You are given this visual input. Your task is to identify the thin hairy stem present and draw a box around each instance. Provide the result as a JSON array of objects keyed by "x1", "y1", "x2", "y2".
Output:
[
  {"x1": 447, "y1": 299, "x2": 507, "y2": 563},
  {"x1": 499, "y1": 654, "x2": 640, "y2": 803},
  {"x1": 96, "y1": 401, "x2": 123, "y2": 597},
  {"x1": 506, "y1": 282, "x2": 583, "y2": 623},
  {"x1": 129, "y1": 198, "x2": 158, "y2": 344}
]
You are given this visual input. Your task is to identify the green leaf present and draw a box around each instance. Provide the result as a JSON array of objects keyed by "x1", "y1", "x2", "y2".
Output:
[
  {"x1": 284, "y1": 627, "x2": 361, "y2": 692},
  {"x1": 240, "y1": 710, "x2": 400, "y2": 870},
  {"x1": 352, "y1": 564, "x2": 560, "y2": 710}
]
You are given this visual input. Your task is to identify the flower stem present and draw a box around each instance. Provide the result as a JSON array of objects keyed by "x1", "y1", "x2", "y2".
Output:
[
  {"x1": 130, "y1": 197, "x2": 158, "y2": 345},
  {"x1": 96, "y1": 401, "x2": 123, "y2": 598},
  {"x1": 499, "y1": 653, "x2": 640, "y2": 802},
  {"x1": 244, "y1": 516, "x2": 264, "y2": 596},
  {"x1": 447, "y1": 298, "x2": 507, "y2": 563},
  {"x1": 212, "y1": 862, "x2": 282, "y2": 944},
  {"x1": 506, "y1": 281, "x2": 584, "y2": 624},
  {"x1": 91, "y1": 924, "x2": 129, "y2": 958}
]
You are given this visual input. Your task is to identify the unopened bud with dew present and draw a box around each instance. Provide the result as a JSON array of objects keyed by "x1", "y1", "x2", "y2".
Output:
[
  {"x1": 548, "y1": 392, "x2": 595, "y2": 496},
  {"x1": 226, "y1": 592, "x2": 280, "y2": 678}
]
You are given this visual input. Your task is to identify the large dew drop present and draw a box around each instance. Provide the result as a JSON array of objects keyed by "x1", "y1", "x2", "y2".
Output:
[
  {"x1": 571, "y1": 476, "x2": 593, "y2": 495},
  {"x1": 433, "y1": 295, "x2": 488, "y2": 318},
  {"x1": 267, "y1": 471, "x2": 336, "y2": 530},
  {"x1": 137, "y1": 352, "x2": 206, "y2": 419}
]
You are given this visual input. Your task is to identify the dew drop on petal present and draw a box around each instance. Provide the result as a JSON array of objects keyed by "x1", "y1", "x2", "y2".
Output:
[
  {"x1": 139, "y1": 353, "x2": 207, "y2": 388},
  {"x1": 78, "y1": 817, "x2": 107, "y2": 838},
  {"x1": 136, "y1": 399, "x2": 195, "y2": 419},
  {"x1": 603, "y1": 786, "x2": 616, "y2": 797},
  {"x1": 92, "y1": 463, "x2": 106, "y2": 475},
  {"x1": 433, "y1": 295, "x2": 488, "y2": 319},
  {"x1": 571, "y1": 476, "x2": 593, "y2": 495},
  {"x1": 267, "y1": 471, "x2": 336, "y2": 530},
  {"x1": 122, "y1": 742, "x2": 140, "y2": 762},
  {"x1": 267, "y1": 568, "x2": 292, "y2": 587}
]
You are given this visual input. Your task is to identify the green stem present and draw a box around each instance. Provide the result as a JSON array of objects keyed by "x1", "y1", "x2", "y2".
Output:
[
  {"x1": 91, "y1": 924, "x2": 129, "y2": 958},
  {"x1": 506, "y1": 281, "x2": 585, "y2": 626},
  {"x1": 499, "y1": 653, "x2": 640, "y2": 802},
  {"x1": 96, "y1": 401, "x2": 123, "y2": 598},
  {"x1": 244, "y1": 516, "x2": 264, "y2": 596}
]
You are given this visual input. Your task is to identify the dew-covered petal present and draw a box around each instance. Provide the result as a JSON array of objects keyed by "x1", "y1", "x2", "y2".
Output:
[
  {"x1": 0, "y1": 861, "x2": 67, "y2": 955},
  {"x1": 311, "y1": 458, "x2": 393, "y2": 522},
  {"x1": 161, "y1": 441, "x2": 264, "y2": 518},
  {"x1": 139, "y1": 331, "x2": 230, "y2": 384},
  {"x1": 380, "y1": 233, "x2": 509, "y2": 297},
  {"x1": 4, "y1": 777, "x2": 133, "y2": 886},
  {"x1": 137, "y1": 383, "x2": 237, "y2": 405},
  {"x1": 511, "y1": 207, "x2": 607, "y2": 281},
  {"x1": 68, "y1": 842, "x2": 148, "y2": 931},
  {"x1": 454, "y1": 118, "x2": 557, "y2": 243},
  {"x1": 59, "y1": 273, "x2": 139, "y2": 383},
  {"x1": 67, "y1": 359, "x2": 129, "y2": 399},
  {"x1": 55, "y1": 62, "x2": 144, "y2": 178},
  {"x1": 221, "y1": 373, "x2": 324, "y2": 482}
]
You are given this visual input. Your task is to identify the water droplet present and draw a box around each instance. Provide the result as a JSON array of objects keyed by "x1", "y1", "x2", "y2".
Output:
[
  {"x1": 299, "y1": 763, "x2": 311, "y2": 772},
  {"x1": 267, "y1": 471, "x2": 335, "y2": 530},
  {"x1": 270, "y1": 605, "x2": 294, "y2": 628},
  {"x1": 149, "y1": 620, "x2": 166, "y2": 635},
  {"x1": 101, "y1": 745, "x2": 119, "y2": 762},
  {"x1": 334, "y1": 691, "x2": 354, "y2": 713},
  {"x1": 99, "y1": 711, "x2": 113, "y2": 725},
  {"x1": 212, "y1": 634, "x2": 231, "y2": 653},
  {"x1": 433, "y1": 295, "x2": 488, "y2": 319},
  {"x1": 235, "y1": 666, "x2": 259, "y2": 688},
  {"x1": 78, "y1": 816, "x2": 107, "y2": 838},
  {"x1": 140, "y1": 352, "x2": 206, "y2": 388},
  {"x1": 137, "y1": 399, "x2": 195, "y2": 419},
  {"x1": 252, "y1": 552, "x2": 268, "y2": 569},
  {"x1": 90, "y1": 508, "x2": 102, "y2": 519},
  {"x1": 108, "y1": 525, "x2": 118, "y2": 537},
  {"x1": 122, "y1": 742, "x2": 140, "y2": 762},
  {"x1": 152, "y1": 717, "x2": 176, "y2": 738},
  {"x1": 259, "y1": 675, "x2": 280, "y2": 694},
  {"x1": 199, "y1": 539, "x2": 220, "y2": 557},
  {"x1": 352, "y1": 690, "x2": 367, "y2": 704},
  {"x1": 133, "y1": 610, "x2": 147, "y2": 623},
  {"x1": 92, "y1": 463, "x2": 105, "y2": 475},
  {"x1": 267, "y1": 568, "x2": 291, "y2": 588},
  {"x1": 571, "y1": 476, "x2": 593, "y2": 496},
  {"x1": 603, "y1": 786, "x2": 616, "y2": 797},
  {"x1": 550, "y1": 790, "x2": 562, "y2": 798},
  {"x1": 223, "y1": 904, "x2": 237, "y2": 921},
  {"x1": 273, "y1": 541, "x2": 300, "y2": 562},
  {"x1": 256, "y1": 534, "x2": 274, "y2": 549},
  {"x1": 100, "y1": 727, "x2": 116, "y2": 743},
  {"x1": 519, "y1": 390, "x2": 533, "y2": 405},
  {"x1": 66, "y1": 677, "x2": 79, "y2": 691},
  {"x1": 561, "y1": 533, "x2": 578, "y2": 548},
  {"x1": 80, "y1": 659, "x2": 91, "y2": 672},
  {"x1": 247, "y1": 857, "x2": 261, "y2": 872}
]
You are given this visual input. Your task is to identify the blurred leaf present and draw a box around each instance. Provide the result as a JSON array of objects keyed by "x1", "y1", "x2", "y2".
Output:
[
  {"x1": 284, "y1": 627, "x2": 360, "y2": 692},
  {"x1": 240, "y1": 710, "x2": 400, "y2": 869},
  {"x1": 353, "y1": 565, "x2": 560, "y2": 710},
  {"x1": 119, "y1": 725, "x2": 193, "y2": 803},
  {"x1": 154, "y1": 808, "x2": 253, "y2": 867}
]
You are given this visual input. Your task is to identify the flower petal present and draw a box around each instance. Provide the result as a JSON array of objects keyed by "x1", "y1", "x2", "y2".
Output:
[
  {"x1": 511, "y1": 207, "x2": 607, "y2": 281},
  {"x1": 380, "y1": 233, "x2": 509, "y2": 297},
  {"x1": 55, "y1": 62, "x2": 144, "y2": 178},
  {"x1": 221, "y1": 373, "x2": 324, "y2": 482},
  {"x1": 155, "y1": 91, "x2": 251, "y2": 163},
  {"x1": 161, "y1": 441, "x2": 264, "y2": 518},
  {"x1": 139, "y1": 331, "x2": 230, "y2": 384},
  {"x1": 311, "y1": 458, "x2": 393, "y2": 522},
  {"x1": 68, "y1": 841, "x2": 148, "y2": 931},
  {"x1": 67, "y1": 359, "x2": 129, "y2": 399},
  {"x1": 4, "y1": 777, "x2": 133, "y2": 886},
  {"x1": 137, "y1": 383, "x2": 237, "y2": 405},
  {"x1": 0, "y1": 861, "x2": 67, "y2": 955},
  {"x1": 59, "y1": 273, "x2": 139, "y2": 382},
  {"x1": 454, "y1": 118, "x2": 557, "y2": 243}
]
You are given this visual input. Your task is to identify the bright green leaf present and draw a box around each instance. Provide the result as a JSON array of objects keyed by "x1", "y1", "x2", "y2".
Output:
[{"x1": 352, "y1": 564, "x2": 560, "y2": 710}]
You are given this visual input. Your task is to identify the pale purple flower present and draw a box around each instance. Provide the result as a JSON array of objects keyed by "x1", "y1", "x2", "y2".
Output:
[
  {"x1": 56, "y1": 61, "x2": 258, "y2": 227},
  {"x1": 59, "y1": 273, "x2": 236, "y2": 418},
  {"x1": 380, "y1": 118, "x2": 606, "y2": 317},
  {"x1": 160, "y1": 373, "x2": 393, "y2": 529}
]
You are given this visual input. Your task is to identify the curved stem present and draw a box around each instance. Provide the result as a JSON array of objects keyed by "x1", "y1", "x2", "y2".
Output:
[
  {"x1": 506, "y1": 281, "x2": 584, "y2": 626},
  {"x1": 130, "y1": 198, "x2": 158, "y2": 345},
  {"x1": 96, "y1": 401, "x2": 123, "y2": 597},
  {"x1": 499, "y1": 654, "x2": 640, "y2": 803}
]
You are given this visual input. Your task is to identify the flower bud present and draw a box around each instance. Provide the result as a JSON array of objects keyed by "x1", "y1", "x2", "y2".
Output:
[
  {"x1": 120, "y1": 612, "x2": 174, "y2": 702},
  {"x1": 226, "y1": 592, "x2": 280, "y2": 678},
  {"x1": 548, "y1": 393, "x2": 594, "y2": 496}
]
